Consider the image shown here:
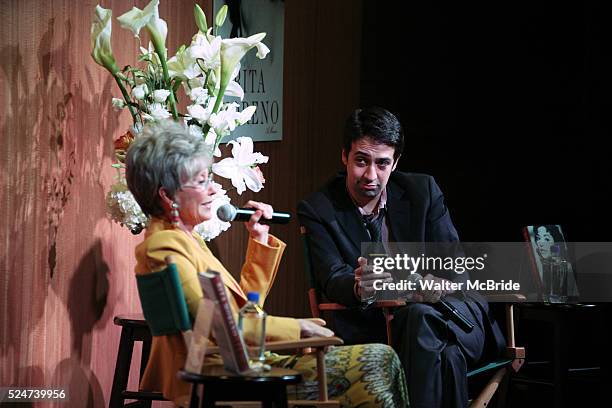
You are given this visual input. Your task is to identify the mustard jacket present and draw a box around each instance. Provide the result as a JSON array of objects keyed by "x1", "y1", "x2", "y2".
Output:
[{"x1": 134, "y1": 218, "x2": 301, "y2": 403}]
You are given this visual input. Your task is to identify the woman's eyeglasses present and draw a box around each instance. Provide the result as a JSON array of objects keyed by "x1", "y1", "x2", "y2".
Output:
[{"x1": 181, "y1": 173, "x2": 214, "y2": 191}]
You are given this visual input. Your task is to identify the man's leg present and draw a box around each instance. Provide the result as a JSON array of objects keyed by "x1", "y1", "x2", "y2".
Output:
[{"x1": 392, "y1": 300, "x2": 486, "y2": 408}]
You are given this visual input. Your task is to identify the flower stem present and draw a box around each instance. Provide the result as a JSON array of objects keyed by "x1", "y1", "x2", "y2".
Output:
[
  {"x1": 113, "y1": 74, "x2": 140, "y2": 127},
  {"x1": 159, "y1": 56, "x2": 179, "y2": 120},
  {"x1": 212, "y1": 81, "x2": 228, "y2": 145},
  {"x1": 201, "y1": 81, "x2": 228, "y2": 140},
  {"x1": 149, "y1": 29, "x2": 179, "y2": 120}
]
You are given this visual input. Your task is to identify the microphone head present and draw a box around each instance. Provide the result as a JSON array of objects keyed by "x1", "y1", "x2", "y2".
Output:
[{"x1": 216, "y1": 204, "x2": 236, "y2": 222}]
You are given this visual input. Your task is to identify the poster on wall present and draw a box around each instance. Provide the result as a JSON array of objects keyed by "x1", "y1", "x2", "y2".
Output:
[{"x1": 214, "y1": 0, "x2": 284, "y2": 142}]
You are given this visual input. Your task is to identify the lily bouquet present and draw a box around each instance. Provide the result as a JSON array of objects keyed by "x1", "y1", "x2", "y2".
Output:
[{"x1": 91, "y1": 0, "x2": 270, "y2": 239}]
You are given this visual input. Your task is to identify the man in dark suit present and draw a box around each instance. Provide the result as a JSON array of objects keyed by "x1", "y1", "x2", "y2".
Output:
[{"x1": 298, "y1": 107, "x2": 505, "y2": 408}]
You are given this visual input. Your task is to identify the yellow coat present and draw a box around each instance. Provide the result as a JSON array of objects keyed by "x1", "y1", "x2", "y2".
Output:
[{"x1": 134, "y1": 218, "x2": 301, "y2": 403}]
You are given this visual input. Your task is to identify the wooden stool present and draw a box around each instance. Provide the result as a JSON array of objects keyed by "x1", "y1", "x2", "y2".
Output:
[
  {"x1": 179, "y1": 366, "x2": 302, "y2": 408},
  {"x1": 109, "y1": 314, "x2": 166, "y2": 407}
]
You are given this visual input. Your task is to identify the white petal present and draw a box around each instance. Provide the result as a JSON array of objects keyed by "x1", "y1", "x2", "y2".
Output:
[
  {"x1": 152, "y1": 89, "x2": 170, "y2": 102},
  {"x1": 187, "y1": 104, "x2": 209, "y2": 121},
  {"x1": 231, "y1": 173, "x2": 247, "y2": 195},
  {"x1": 251, "y1": 152, "x2": 269, "y2": 164},
  {"x1": 224, "y1": 80, "x2": 244, "y2": 100},
  {"x1": 212, "y1": 158, "x2": 238, "y2": 179},
  {"x1": 242, "y1": 167, "x2": 264, "y2": 192},
  {"x1": 255, "y1": 42, "x2": 270, "y2": 59},
  {"x1": 234, "y1": 137, "x2": 255, "y2": 165},
  {"x1": 238, "y1": 105, "x2": 256, "y2": 124}
]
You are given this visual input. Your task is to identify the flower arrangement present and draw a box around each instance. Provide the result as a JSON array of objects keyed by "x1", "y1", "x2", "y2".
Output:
[{"x1": 91, "y1": 0, "x2": 270, "y2": 239}]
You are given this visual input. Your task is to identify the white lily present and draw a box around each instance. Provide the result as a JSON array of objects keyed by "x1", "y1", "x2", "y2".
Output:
[
  {"x1": 189, "y1": 32, "x2": 221, "y2": 72},
  {"x1": 139, "y1": 41, "x2": 161, "y2": 65},
  {"x1": 219, "y1": 33, "x2": 269, "y2": 88},
  {"x1": 91, "y1": 5, "x2": 119, "y2": 74},
  {"x1": 208, "y1": 110, "x2": 236, "y2": 137},
  {"x1": 117, "y1": 0, "x2": 168, "y2": 57},
  {"x1": 212, "y1": 137, "x2": 269, "y2": 194},
  {"x1": 205, "y1": 129, "x2": 222, "y2": 157},
  {"x1": 224, "y1": 80, "x2": 244, "y2": 100},
  {"x1": 187, "y1": 104, "x2": 213, "y2": 123},
  {"x1": 237, "y1": 105, "x2": 256, "y2": 125},
  {"x1": 152, "y1": 89, "x2": 170, "y2": 103},
  {"x1": 222, "y1": 64, "x2": 244, "y2": 99},
  {"x1": 167, "y1": 46, "x2": 201, "y2": 80}
]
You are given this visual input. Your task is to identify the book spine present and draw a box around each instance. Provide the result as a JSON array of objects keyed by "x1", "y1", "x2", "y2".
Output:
[{"x1": 209, "y1": 273, "x2": 250, "y2": 372}]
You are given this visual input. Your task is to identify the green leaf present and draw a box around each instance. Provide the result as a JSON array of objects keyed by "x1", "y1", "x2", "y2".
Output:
[{"x1": 215, "y1": 5, "x2": 228, "y2": 28}]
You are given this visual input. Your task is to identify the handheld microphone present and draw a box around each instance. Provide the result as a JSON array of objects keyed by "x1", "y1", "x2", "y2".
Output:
[
  {"x1": 216, "y1": 204, "x2": 291, "y2": 225},
  {"x1": 409, "y1": 273, "x2": 474, "y2": 333}
]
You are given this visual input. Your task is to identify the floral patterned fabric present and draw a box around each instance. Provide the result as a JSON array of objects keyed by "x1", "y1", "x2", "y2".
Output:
[{"x1": 272, "y1": 343, "x2": 409, "y2": 408}]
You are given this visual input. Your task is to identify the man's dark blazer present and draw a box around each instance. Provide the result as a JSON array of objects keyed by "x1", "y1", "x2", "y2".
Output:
[{"x1": 298, "y1": 171, "x2": 499, "y2": 345}]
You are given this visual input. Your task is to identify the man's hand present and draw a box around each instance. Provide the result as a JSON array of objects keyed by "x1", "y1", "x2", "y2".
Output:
[
  {"x1": 412, "y1": 273, "x2": 455, "y2": 303},
  {"x1": 354, "y1": 256, "x2": 393, "y2": 300},
  {"x1": 299, "y1": 318, "x2": 334, "y2": 338}
]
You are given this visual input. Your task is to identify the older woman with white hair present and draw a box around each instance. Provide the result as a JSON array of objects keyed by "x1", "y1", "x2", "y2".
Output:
[{"x1": 126, "y1": 120, "x2": 408, "y2": 407}]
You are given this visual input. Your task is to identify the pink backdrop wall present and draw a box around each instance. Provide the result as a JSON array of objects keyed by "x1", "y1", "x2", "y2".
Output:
[{"x1": 0, "y1": 1, "x2": 361, "y2": 406}]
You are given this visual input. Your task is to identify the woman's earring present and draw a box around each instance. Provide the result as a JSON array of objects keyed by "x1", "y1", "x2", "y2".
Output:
[{"x1": 171, "y1": 202, "x2": 180, "y2": 227}]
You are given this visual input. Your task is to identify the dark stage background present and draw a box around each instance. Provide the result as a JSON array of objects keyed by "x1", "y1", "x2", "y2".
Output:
[
  {"x1": 360, "y1": 2, "x2": 610, "y2": 405},
  {"x1": 361, "y1": 1, "x2": 612, "y2": 243}
]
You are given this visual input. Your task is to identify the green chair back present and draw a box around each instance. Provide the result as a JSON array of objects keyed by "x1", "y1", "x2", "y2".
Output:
[{"x1": 136, "y1": 260, "x2": 192, "y2": 336}]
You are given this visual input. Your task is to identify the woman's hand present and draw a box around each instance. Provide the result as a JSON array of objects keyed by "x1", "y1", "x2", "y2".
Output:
[
  {"x1": 298, "y1": 318, "x2": 334, "y2": 338},
  {"x1": 243, "y1": 200, "x2": 272, "y2": 244}
]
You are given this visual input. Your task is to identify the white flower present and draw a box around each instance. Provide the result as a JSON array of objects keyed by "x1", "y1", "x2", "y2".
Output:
[
  {"x1": 219, "y1": 33, "x2": 269, "y2": 94},
  {"x1": 112, "y1": 98, "x2": 126, "y2": 110},
  {"x1": 117, "y1": 0, "x2": 168, "y2": 47},
  {"x1": 207, "y1": 110, "x2": 237, "y2": 137},
  {"x1": 212, "y1": 137, "x2": 268, "y2": 194},
  {"x1": 194, "y1": 182, "x2": 231, "y2": 241},
  {"x1": 189, "y1": 87, "x2": 208, "y2": 104},
  {"x1": 189, "y1": 32, "x2": 221, "y2": 71},
  {"x1": 167, "y1": 46, "x2": 201, "y2": 80},
  {"x1": 204, "y1": 129, "x2": 222, "y2": 157},
  {"x1": 139, "y1": 41, "x2": 160, "y2": 65},
  {"x1": 91, "y1": 5, "x2": 118, "y2": 73},
  {"x1": 147, "y1": 103, "x2": 171, "y2": 120},
  {"x1": 152, "y1": 89, "x2": 170, "y2": 103},
  {"x1": 187, "y1": 124, "x2": 221, "y2": 157},
  {"x1": 187, "y1": 104, "x2": 213, "y2": 122},
  {"x1": 237, "y1": 105, "x2": 256, "y2": 124},
  {"x1": 133, "y1": 84, "x2": 148, "y2": 100},
  {"x1": 106, "y1": 182, "x2": 148, "y2": 233}
]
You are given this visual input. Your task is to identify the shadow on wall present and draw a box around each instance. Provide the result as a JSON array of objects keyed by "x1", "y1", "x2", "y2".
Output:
[
  {"x1": 1, "y1": 12, "x2": 120, "y2": 406},
  {"x1": 51, "y1": 240, "x2": 109, "y2": 407}
]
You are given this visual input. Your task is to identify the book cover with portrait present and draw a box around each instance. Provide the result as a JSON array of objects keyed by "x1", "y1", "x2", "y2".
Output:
[{"x1": 523, "y1": 225, "x2": 579, "y2": 301}]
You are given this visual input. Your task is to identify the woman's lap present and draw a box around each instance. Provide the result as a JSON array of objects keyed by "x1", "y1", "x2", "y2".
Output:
[{"x1": 272, "y1": 343, "x2": 409, "y2": 408}]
